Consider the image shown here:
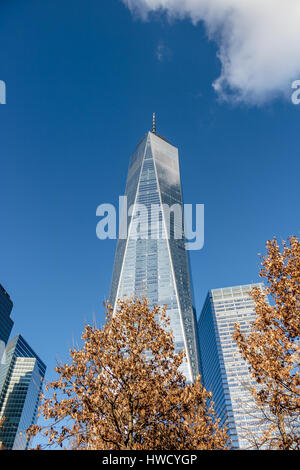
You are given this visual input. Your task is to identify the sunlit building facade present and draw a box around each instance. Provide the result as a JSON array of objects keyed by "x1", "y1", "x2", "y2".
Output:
[
  {"x1": 198, "y1": 283, "x2": 265, "y2": 449},
  {"x1": 109, "y1": 128, "x2": 200, "y2": 382},
  {"x1": 0, "y1": 335, "x2": 46, "y2": 450}
]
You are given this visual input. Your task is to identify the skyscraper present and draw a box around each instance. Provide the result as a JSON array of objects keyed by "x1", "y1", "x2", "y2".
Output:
[
  {"x1": 0, "y1": 335, "x2": 46, "y2": 450},
  {"x1": 109, "y1": 124, "x2": 200, "y2": 382},
  {"x1": 0, "y1": 283, "x2": 14, "y2": 346},
  {"x1": 198, "y1": 283, "x2": 266, "y2": 449}
]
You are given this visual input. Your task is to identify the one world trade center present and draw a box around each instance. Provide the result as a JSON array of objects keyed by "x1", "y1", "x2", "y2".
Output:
[{"x1": 109, "y1": 117, "x2": 200, "y2": 382}]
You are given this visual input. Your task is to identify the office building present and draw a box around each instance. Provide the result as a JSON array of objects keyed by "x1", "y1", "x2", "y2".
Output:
[
  {"x1": 0, "y1": 283, "x2": 14, "y2": 346},
  {"x1": 109, "y1": 120, "x2": 200, "y2": 382},
  {"x1": 198, "y1": 283, "x2": 265, "y2": 448},
  {"x1": 0, "y1": 334, "x2": 46, "y2": 450}
]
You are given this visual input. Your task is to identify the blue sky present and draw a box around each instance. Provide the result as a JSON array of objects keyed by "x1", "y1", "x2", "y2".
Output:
[{"x1": 0, "y1": 0, "x2": 299, "y2": 385}]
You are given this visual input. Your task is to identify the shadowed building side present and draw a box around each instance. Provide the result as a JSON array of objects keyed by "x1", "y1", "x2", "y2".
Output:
[{"x1": 0, "y1": 284, "x2": 14, "y2": 346}]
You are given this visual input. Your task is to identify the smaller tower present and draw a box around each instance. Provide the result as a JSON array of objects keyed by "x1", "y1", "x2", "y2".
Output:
[
  {"x1": 0, "y1": 335, "x2": 46, "y2": 449},
  {"x1": 198, "y1": 283, "x2": 267, "y2": 449}
]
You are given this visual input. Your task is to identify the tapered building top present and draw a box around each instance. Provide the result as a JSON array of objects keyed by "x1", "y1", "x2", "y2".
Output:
[{"x1": 109, "y1": 126, "x2": 201, "y2": 382}]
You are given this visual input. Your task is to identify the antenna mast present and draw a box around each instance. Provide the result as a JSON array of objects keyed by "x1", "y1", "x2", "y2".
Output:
[{"x1": 152, "y1": 112, "x2": 156, "y2": 134}]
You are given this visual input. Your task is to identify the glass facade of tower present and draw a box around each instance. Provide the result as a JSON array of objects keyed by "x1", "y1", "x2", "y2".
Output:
[
  {"x1": 198, "y1": 283, "x2": 265, "y2": 449},
  {"x1": 109, "y1": 132, "x2": 200, "y2": 382},
  {"x1": 0, "y1": 335, "x2": 46, "y2": 450},
  {"x1": 0, "y1": 283, "x2": 14, "y2": 346}
]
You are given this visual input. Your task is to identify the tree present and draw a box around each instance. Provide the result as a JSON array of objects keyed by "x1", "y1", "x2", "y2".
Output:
[
  {"x1": 0, "y1": 416, "x2": 5, "y2": 450},
  {"x1": 29, "y1": 298, "x2": 228, "y2": 450},
  {"x1": 233, "y1": 236, "x2": 300, "y2": 449}
]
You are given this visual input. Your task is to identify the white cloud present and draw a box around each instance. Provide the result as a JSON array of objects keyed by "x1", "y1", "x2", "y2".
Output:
[
  {"x1": 156, "y1": 42, "x2": 172, "y2": 62},
  {"x1": 123, "y1": 0, "x2": 300, "y2": 104}
]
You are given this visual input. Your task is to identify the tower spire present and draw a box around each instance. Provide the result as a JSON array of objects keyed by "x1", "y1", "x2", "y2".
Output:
[{"x1": 152, "y1": 112, "x2": 156, "y2": 134}]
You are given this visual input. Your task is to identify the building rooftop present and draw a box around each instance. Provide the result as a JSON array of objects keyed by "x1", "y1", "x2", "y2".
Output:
[{"x1": 0, "y1": 283, "x2": 12, "y2": 301}]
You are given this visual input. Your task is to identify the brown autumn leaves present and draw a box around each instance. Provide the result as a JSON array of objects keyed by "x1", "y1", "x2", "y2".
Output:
[
  {"x1": 29, "y1": 236, "x2": 300, "y2": 450},
  {"x1": 29, "y1": 299, "x2": 228, "y2": 450},
  {"x1": 0, "y1": 417, "x2": 5, "y2": 450},
  {"x1": 233, "y1": 236, "x2": 300, "y2": 449}
]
